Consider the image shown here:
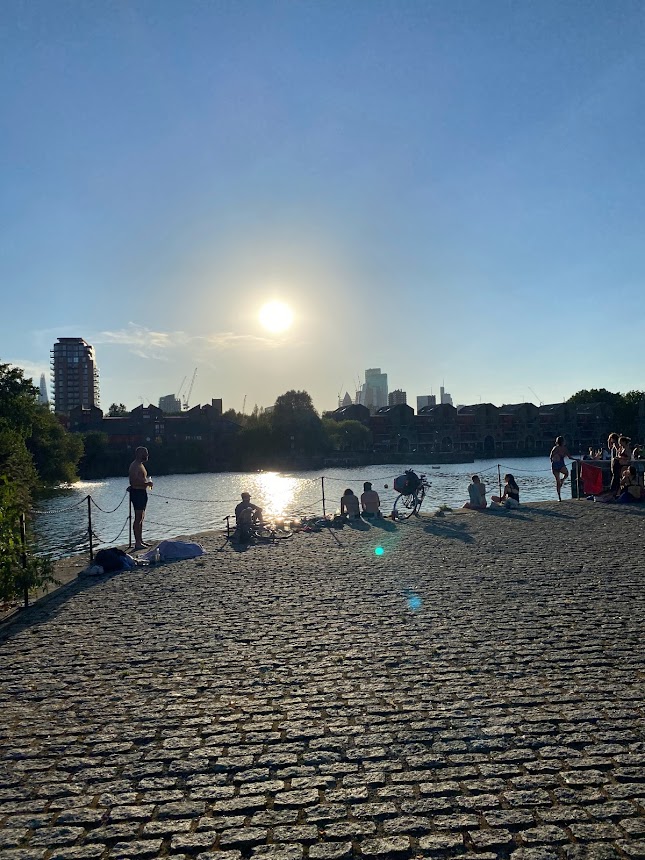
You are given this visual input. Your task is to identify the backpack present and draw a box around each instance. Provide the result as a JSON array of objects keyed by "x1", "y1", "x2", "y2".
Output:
[{"x1": 94, "y1": 547, "x2": 131, "y2": 572}]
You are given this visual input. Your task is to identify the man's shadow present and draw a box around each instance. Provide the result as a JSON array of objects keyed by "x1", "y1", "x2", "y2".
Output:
[
  {"x1": 347, "y1": 518, "x2": 370, "y2": 531},
  {"x1": 369, "y1": 517, "x2": 397, "y2": 532}
]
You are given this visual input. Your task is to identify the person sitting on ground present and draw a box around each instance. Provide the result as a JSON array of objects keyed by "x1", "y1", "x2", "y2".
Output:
[
  {"x1": 340, "y1": 488, "x2": 360, "y2": 518},
  {"x1": 463, "y1": 475, "x2": 487, "y2": 509},
  {"x1": 491, "y1": 474, "x2": 520, "y2": 509},
  {"x1": 550, "y1": 435, "x2": 575, "y2": 501},
  {"x1": 617, "y1": 465, "x2": 642, "y2": 503},
  {"x1": 234, "y1": 492, "x2": 263, "y2": 539},
  {"x1": 360, "y1": 481, "x2": 381, "y2": 518}
]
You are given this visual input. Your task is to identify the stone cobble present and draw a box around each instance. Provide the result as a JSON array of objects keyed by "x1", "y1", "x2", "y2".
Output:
[{"x1": 0, "y1": 501, "x2": 644, "y2": 858}]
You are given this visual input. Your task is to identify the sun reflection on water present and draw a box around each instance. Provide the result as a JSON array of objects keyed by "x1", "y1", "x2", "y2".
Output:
[{"x1": 248, "y1": 472, "x2": 299, "y2": 521}]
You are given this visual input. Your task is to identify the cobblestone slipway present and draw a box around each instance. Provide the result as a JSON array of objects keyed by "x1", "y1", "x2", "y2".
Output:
[{"x1": 1, "y1": 502, "x2": 643, "y2": 860}]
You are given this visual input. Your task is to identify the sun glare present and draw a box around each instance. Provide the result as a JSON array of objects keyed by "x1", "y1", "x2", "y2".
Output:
[{"x1": 259, "y1": 300, "x2": 293, "y2": 334}]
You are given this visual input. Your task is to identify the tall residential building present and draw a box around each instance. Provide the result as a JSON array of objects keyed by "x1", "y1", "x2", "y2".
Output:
[
  {"x1": 159, "y1": 394, "x2": 182, "y2": 413},
  {"x1": 417, "y1": 394, "x2": 436, "y2": 411},
  {"x1": 51, "y1": 337, "x2": 100, "y2": 414},
  {"x1": 388, "y1": 389, "x2": 407, "y2": 406},
  {"x1": 358, "y1": 368, "x2": 388, "y2": 414},
  {"x1": 440, "y1": 386, "x2": 453, "y2": 406},
  {"x1": 38, "y1": 373, "x2": 49, "y2": 407}
]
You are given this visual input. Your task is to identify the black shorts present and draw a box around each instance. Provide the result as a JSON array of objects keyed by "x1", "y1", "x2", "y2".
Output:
[{"x1": 129, "y1": 488, "x2": 148, "y2": 511}]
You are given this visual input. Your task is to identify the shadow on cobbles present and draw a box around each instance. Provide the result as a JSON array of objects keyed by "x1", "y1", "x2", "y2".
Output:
[
  {"x1": 369, "y1": 517, "x2": 397, "y2": 532},
  {"x1": 423, "y1": 517, "x2": 475, "y2": 543},
  {"x1": 520, "y1": 505, "x2": 575, "y2": 520},
  {"x1": 0, "y1": 570, "x2": 121, "y2": 643},
  {"x1": 347, "y1": 518, "x2": 370, "y2": 531}
]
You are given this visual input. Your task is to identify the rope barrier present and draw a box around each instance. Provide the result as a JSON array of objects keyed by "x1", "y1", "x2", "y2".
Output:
[{"x1": 89, "y1": 491, "x2": 129, "y2": 514}]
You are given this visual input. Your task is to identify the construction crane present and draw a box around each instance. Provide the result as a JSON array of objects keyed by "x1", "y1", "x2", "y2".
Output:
[
  {"x1": 183, "y1": 367, "x2": 197, "y2": 410},
  {"x1": 176, "y1": 375, "x2": 187, "y2": 399},
  {"x1": 242, "y1": 394, "x2": 247, "y2": 415}
]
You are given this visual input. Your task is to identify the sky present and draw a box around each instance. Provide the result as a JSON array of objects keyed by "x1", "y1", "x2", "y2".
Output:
[{"x1": 2, "y1": 0, "x2": 644, "y2": 413}]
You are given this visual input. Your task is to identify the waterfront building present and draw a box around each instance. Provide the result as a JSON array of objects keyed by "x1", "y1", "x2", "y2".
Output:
[
  {"x1": 417, "y1": 394, "x2": 436, "y2": 412},
  {"x1": 51, "y1": 337, "x2": 100, "y2": 415},
  {"x1": 159, "y1": 394, "x2": 182, "y2": 413},
  {"x1": 388, "y1": 389, "x2": 407, "y2": 406}
]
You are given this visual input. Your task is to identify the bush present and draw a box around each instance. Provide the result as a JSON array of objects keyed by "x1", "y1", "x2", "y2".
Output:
[{"x1": 0, "y1": 476, "x2": 57, "y2": 604}]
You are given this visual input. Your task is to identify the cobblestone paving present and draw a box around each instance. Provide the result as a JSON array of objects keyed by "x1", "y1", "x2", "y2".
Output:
[{"x1": 1, "y1": 501, "x2": 644, "y2": 860}]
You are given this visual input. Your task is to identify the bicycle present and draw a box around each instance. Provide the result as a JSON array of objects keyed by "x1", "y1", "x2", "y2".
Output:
[
  {"x1": 224, "y1": 516, "x2": 293, "y2": 544},
  {"x1": 391, "y1": 470, "x2": 431, "y2": 520}
]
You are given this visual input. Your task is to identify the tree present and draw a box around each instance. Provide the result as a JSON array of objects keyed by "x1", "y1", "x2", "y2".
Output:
[
  {"x1": 272, "y1": 390, "x2": 327, "y2": 456},
  {"x1": 324, "y1": 418, "x2": 372, "y2": 452},
  {"x1": 108, "y1": 403, "x2": 128, "y2": 417},
  {"x1": 567, "y1": 388, "x2": 645, "y2": 438}
]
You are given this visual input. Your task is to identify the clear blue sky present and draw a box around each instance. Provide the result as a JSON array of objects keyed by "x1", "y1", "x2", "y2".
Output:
[{"x1": 2, "y1": 0, "x2": 644, "y2": 412}]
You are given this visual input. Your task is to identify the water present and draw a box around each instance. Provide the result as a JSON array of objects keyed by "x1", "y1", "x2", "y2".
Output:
[{"x1": 32, "y1": 456, "x2": 559, "y2": 557}]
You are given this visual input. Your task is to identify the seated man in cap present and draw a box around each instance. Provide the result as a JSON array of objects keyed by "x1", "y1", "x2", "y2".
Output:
[{"x1": 360, "y1": 481, "x2": 381, "y2": 518}]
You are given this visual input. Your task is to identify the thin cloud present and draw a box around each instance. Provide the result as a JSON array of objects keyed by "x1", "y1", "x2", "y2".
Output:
[
  {"x1": 94, "y1": 323, "x2": 287, "y2": 358},
  {"x1": 4, "y1": 358, "x2": 49, "y2": 384}
]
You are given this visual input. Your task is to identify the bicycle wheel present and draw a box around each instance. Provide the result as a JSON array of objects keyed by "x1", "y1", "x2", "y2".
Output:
[
  {"x1": 253, "y1": 525, "x2": 275, "y2": 542},
  {"x1": 392, "y1": 493, "x2": 417, "y2": 520}
]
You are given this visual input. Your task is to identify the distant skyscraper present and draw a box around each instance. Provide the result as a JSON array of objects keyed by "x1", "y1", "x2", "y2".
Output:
[
  {"x1": 388, "y1": 389, "x2": 407, "y2": 406},
  {"x1": 51, "y1": 337, "x2": 100, "y2": 414},
  {"x1": 417, "y1": 394, "x2": 436, "y2": 411},
  {"x1": 159, "y1": 394, "x2": 182, "y2": 413},
  {"x1": 440, "y1": 386, "x2": 453, "y2": 406},
  {"x1": 341, "y1": 391, "x2": 353, "y2": 407},
  {"x1": 358, "y1": 368, "x2": 388, "y2": 414},
  {"x1": 38, "y1": 373, "x2": 49, "y2": 407}
]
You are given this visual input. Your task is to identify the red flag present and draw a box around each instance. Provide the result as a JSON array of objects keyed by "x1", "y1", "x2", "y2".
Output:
[{"x1": 581, "y1": 463, "x2": 603, "y2": 495}]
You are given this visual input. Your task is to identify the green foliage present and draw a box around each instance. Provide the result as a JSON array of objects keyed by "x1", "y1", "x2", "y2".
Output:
[
  {"x1": 567, "y1": 388, "x2": 645, "y2": 439},
  {"x1": 0, "y1": 476, "x2": 57, "y2": 604},
  {"x1": 0, "y1": 362, "x2": 82, "y2": 488},
  {"x1": 323, "y1": 418, "x2": 372, "y2": 452},
  {"x1": 27, "y1": 406, "x2": 83, "y2": 484},
  {"x1": 108, "y1": 403, "x2": 128, "y2": 416},
  {"x1": 272, "y1": 390, "x2": 328, "y2": 455}
]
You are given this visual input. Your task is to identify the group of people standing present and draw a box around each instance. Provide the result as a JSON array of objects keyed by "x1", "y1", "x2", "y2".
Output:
[{"x1": 550, "y1": 433, "x2": 644, "y2": 503}]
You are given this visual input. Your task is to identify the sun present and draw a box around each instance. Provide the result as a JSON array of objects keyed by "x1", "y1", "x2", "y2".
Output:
[{"x1": 259, "y1": 300, "x2": 294, "y2": 334}]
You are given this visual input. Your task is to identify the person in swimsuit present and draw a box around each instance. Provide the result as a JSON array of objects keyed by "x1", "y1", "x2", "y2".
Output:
[
  {"x1": 491, "y1": 474, "x2": 520, "y2": 509},
  {"x1": 550, "y1": 436, "x2": 574, "y2": 501}
]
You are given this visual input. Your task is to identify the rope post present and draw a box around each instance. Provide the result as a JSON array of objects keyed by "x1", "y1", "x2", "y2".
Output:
[
  {"x1": 87, "y1": 495, "x2": 94, "y2": 562},
  {"x1": 128, "y1": 496, "x2": 132, "y2": 548},
  {"x1": 19, "y1": 513, "x2": 28, "y2": 608},
  {"x1": 321, "y1": 477, "x2": 326, "y2": 518},
  {"x1": 497, "y1": 464, "x2": 502, "y2": 500}
]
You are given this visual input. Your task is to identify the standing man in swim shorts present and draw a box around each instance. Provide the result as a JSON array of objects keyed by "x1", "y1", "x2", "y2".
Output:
[{"x1": 128, "y1": 446, "x2": 153, "y2": 550}]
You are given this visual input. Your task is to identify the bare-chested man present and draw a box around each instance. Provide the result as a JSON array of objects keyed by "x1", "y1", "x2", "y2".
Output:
[{"x1": 128, "y1": 447, "x2": 153, "y2": 550}]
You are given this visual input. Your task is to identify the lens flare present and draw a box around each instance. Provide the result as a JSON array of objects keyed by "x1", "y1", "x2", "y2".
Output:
[{"x1": 374, "y1": 546, "x2": 384, "y2": 556}]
